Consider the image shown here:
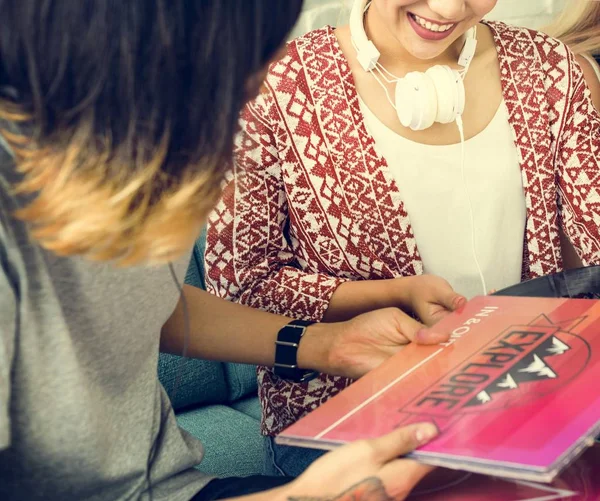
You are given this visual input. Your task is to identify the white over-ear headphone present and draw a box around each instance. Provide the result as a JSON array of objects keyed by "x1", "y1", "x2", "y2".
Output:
[{"x1": 349, "y1": 0, "x2": 477, "y2": 131}]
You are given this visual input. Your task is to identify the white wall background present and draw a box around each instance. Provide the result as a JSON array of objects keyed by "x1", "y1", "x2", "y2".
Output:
[{"x1": 290, "y1": 0, "x2": 568, "y2": 39}]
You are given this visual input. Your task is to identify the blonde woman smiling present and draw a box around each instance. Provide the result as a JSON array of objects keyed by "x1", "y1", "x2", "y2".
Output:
[{"x1": 206, "y1": 0, "x2": 600, "y2": 477}]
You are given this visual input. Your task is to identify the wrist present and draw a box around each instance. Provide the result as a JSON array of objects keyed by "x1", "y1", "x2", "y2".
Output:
[
  {"x1": 389, "y1": 275, "x2": 417, "y2": 310},
  {"x1": 365, "y1": 277, "x2": 409, "y2": 311},
  {"x1": 366, "y1": 277, "x2": 415, "y2": 312},
  {"x1": 296, "y1": 322, "x2": 339, "y2": 375},
  {"x1": 271, "y1": 481, "x2": 295, "y2": 501}
]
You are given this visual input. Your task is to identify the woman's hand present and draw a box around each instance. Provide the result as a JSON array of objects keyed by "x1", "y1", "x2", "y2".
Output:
[
  {"x1": 277, "y1": 422, "x2": 438, "y2": 501},
  {"x1": 323, "y1": 274, "x2": 465, "y2": 325},
  {"x1": 396, "y1": 274, "x2": 466, "y2": 325}
]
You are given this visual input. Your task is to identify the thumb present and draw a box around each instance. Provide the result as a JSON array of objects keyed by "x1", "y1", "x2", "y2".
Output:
[
  {"x1": 368, "y1": 422, "x2": 439, "y2": 463},
  {"x1": 388, "y1": 308, "x2": 427, "y2": 343},
  {"x1": 414, "y1": 326, "x2": 450, "y2": 345},
  {"x1": 391, "y1": 309, "x2": 450, "y2": 345},
  {"x1": 437, "y1": 288, "x2": 467, "y2": 312}
]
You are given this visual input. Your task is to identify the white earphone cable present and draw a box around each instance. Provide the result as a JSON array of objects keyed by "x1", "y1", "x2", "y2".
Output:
[
  {"x1": 376, "y1": 63, "x2": 400, "y2": 83},
  {"x1": 372, "y1": 67, "x2": 398, "y2": 110},
  {"x1": 350, "y1": 37, "x2": 399, "y2": 109},
  {"x1": 456, "y1": 115, "x2": 487, "y2": 296}
]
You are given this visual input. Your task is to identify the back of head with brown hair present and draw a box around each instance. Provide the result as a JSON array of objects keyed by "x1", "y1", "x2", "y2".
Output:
[{"x1": 0, "y1": 0, "x2": 303, "y2": 265}]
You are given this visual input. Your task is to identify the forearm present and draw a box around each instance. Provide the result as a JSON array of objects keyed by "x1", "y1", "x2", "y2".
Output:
[
  {"x1": 161, "y1": 284, "x2": 335, "y2": 373},
  {"x1": 323, "y1": 277, "x2": 410, "y2": 323}
]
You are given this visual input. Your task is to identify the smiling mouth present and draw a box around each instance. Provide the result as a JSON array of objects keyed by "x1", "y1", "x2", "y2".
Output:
[{"x1": 408, "y1": 13, "x2": 456, "y2": 33}]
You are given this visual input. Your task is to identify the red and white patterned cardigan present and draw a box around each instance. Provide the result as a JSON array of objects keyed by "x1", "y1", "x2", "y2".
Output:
[{"x1": 206, "y1": 21, "x2": 600, "y2": 436}]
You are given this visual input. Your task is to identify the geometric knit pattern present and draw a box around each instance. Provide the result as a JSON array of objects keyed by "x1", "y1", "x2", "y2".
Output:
[{"x1": 205, "y1": 21, "x2": 600, "y2": 436}]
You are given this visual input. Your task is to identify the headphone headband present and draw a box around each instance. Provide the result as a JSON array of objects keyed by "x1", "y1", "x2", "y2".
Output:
[{"x1": 350, "y1": 0, "x2": 380, "y2": 71}]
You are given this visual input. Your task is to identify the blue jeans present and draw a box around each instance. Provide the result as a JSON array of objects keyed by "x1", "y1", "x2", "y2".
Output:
[{"x1": 264, "y1": 436, "x2": 326, "y2": 477}]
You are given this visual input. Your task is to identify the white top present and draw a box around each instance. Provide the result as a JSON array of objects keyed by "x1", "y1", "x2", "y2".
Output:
[{"x1": 359, "y1": 98, "x2": 526, "y2": 298}]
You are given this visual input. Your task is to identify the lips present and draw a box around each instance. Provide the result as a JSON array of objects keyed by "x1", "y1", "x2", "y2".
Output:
[{"x1": 407, "y1": 12, "x2": 458, "y2": 41}]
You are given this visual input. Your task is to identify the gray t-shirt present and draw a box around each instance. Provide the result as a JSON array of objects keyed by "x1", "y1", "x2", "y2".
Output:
[{"x1": 0, "y1": 141, "x2": 211, "y2": 500}]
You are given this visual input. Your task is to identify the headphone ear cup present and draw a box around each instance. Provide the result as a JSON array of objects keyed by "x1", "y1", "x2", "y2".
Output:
[
  {"x1": 426, "y1": 66, "x2": 465, "y2": 124},
  {"x1": 395, "y1": 71, "x2": 437, "y2": 131}
]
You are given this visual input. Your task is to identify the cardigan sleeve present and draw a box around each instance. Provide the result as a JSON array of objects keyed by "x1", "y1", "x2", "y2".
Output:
[
  {"x1": 204, "y1": 92, "x2": 347, "y2": 322},
  {"x1": 556, "y1": 55, "x2": 600, "y2": 266}
]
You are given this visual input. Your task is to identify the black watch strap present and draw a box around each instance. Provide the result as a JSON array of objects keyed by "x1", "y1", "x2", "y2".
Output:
[{"x1": 273, "y1": 320, "x2": 319, "y2": 383}]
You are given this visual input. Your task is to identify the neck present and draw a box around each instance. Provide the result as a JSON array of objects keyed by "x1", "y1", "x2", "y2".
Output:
[{"x1": 364, "y1": 6, "x2": 467, "y2": 75}]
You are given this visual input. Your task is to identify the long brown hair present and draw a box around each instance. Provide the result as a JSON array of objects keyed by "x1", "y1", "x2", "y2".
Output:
[{"x1": 0, "y1": 0, "x2": 303, "y2": 265}]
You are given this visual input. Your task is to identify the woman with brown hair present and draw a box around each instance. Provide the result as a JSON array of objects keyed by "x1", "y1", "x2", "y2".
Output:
[{"x1": 0, "y1": 1, "x2": 456, "y2": 500}]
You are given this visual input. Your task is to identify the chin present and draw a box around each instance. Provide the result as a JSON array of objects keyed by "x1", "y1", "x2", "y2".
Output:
[
  {"x1": 401, "y1": 30, "x2": 467, "y2": 62},
  {"x1": 403, "y1": 40, "x2": 454, "y2": 61}
]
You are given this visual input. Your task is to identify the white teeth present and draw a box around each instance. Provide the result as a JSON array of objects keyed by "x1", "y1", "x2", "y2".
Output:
[{"x1": 413, "y1": 14, "x2": 454, "y2": 33}]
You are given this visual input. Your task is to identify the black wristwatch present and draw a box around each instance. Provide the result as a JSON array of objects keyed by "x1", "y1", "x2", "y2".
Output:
[{"x1": 273, "y1": 320, "x2": 319, "y2": 383}]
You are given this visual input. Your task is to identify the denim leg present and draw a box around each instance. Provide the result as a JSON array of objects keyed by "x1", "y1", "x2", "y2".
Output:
[{"x1": 263, "y1": 436, "x2": 326, "y2": 477}]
